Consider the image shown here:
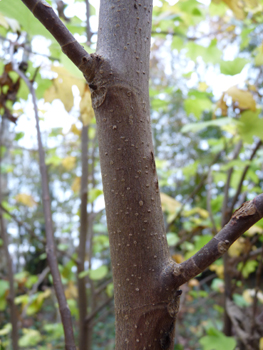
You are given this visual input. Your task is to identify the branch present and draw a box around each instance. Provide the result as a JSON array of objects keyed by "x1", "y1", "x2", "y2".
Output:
[
  {"x1": 77, "y1": 124, "x2": 89, "y2": 350},
  {"x1": 21, "y1": 266, "x2": 50, "y2": 318},
  {"x1": 229, "y1": 140, "x2": 262, "y2": 217},
  {"x1": 0, "y1": 119, "x2": 18, "y2": 350},
  {"x1": 21, "y1": 0, "x2": 97, "y2": 82},
  {"x1": 163, "y1": 194, "x2": 263, "y2": 287},
  {"x1": 0, "y1": 214, "x2": 19, "y2": 350},
  {"x1": 12, "y1": 63, "x2": 76, "y2": 350},
  {"x1": 85, "y1": 296, "x2": 114, "y2": 324}
]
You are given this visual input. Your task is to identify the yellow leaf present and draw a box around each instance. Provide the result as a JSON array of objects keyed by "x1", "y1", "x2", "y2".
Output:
[
  {"x1": 0, "y1": 14, "x2": 9, "y2": 29},
  {"x1": 226, "y1": 24, "x2": 236, "y2": 31},
  {"x1": 198, "y1": 82, "x2": 208, "y2": 92},
  {"x1": 71, "y1": 177, "x2": 81, "y2": 193},
  {"x1": 62, "y1": 156, "x2": 76, "y2": 171},
  {"x1": 183, "y1": 207, "x2": 209, "y2": 219},
  {"x1": 228, "y1": 238, "x2": 246, "y2": 257},
  {"x1": 44, "y1": 66, "x2": 85, "y2": 112},
  {"x1": 70, "y1": 124, "x2": 81, "y2": 136},
  {"x1": 188, "y1": 279, "x2": 200, "y2": 288},
  {"x1": 226, "y1": 86, "x2": 256, "y2": 111},
  {"x1": 210, "y1": 264, "x2": 224, "y2": 278},
  {"x1": 65, "y1": 281, "x2": 78, "y2": 299},
  {"x1": 260, "y1": 337, "x2": 263, "y2": 350},
  {"x1": 80, "y1": 85, "x2": 94, "y2": 126},
  {"x1": 246, "y1": 225, "x2": 263, "y2": 236},
  {"x1": 172, "y1": 254, "x2": 184, "y2": 264},
  {"x1": 15, "y1": 193, "x2": 37, "y2": 208},
  {"x1": 222, "y1": 0, "x2": 245, "y2": 19},
  {"x1": 160, "y1": 193, "x2": 181, "y2": 213},
  {"x1": 160, "y1": 193, "x2": 181, "y2": 223},
  {"x1": 216, "y1": 94, "x2": 228, "y2": 116},
  {"x1": 243, "y1": 289, "x2": 253, "y2": 304}
]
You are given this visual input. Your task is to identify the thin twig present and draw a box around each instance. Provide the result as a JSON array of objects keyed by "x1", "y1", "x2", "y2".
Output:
[
  {"x1": 21, "y1": 266, "x2": 50, "y2": 318},
  {"x1": 229, "y1": 140, "x2": 262, "y2": 217},
  {"x1": 12, "y1": 61, "x2": 76, "y2": 349},
  {"x1": 207, "y1": 169, "x2": 217, "y2": 235},
  {"x1": 85, "y1": 296, "x2": 114, "y2": 324},
  {"x1": 0, "y1": 119, "x2": 19, "y2": 350}
]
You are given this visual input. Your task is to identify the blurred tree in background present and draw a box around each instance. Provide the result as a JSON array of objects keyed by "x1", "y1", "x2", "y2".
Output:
[{"x1": 0, "y1": 0, "x2": 263, "y2": 349}]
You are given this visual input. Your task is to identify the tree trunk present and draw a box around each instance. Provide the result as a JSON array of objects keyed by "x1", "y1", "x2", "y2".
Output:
[{"x1": 93, "y1": 1, "x2": 178, "y2": 348}]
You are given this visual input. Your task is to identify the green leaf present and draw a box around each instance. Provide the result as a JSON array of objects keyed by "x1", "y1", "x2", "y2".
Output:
[
  {"x1": 93, "y1": 223, "x2": 108, "y2": 233},
  {"x1": 185, "y1": 40, "x2": 221, "y2": 64},
  {"x1": 171, "y1": 36, "x2": 184, "y2": 51},
  {"x1": 220, "y1": 58, "x2": 249, "y2": 75},
  {"x1": 89, "y1": 188, "x2": 103, "y2": 203},
  {"x1": 184, "y1": 97, "x2": 212, "y2": 119},
  {"x1": 166, "y1": 232, "x2": 179, "y2": 246},
  {"x1": 106, "y1": 282, "x2": 114, "y2": 297},
  {"x1": 200, "y1": 328, "x2": 236, "y2": 350},
  {"x1": 78, "y1": 270, "x2": 89, "y2": 279},
  {"x1": 0, "y1": 1, "x2": 53, "y2": 39},
  {"x1": 237, "y1": 260, "x2": 258, "y2": 278},
  {"x1": 181, "y1": 117, "x2": 236, "y2": 133},
  {"x1": 14, "y1": 132, "x2": 24, "y2": 141},
  {"x1": 209, "y1": 1, "x2": 227, "y2": 16},
  {"x1": 0, "y1": 323, "x2": 12, "y2": 336},
  {"x1": 233, "y1": 293, "x2": 250, "y2": 307},
  {"x1": 89, "y1": 265, "x2": 108, "y2": 281},
  {"x1": 19, "y1": 329, "x2": 42, "y2": 347},
  {"x1": 237, "y1": 110, "x2": 263, "y2": 144},
  {"x1": 0, "y1": 280, "x2": 9, "y2": 298}
]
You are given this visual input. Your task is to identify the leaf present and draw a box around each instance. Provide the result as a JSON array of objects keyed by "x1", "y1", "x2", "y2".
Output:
[
  {"x1": 0, "y1": 323, "x2": 12, "y2": 336},
  {"x1": 237, "y1": 110, "x2": 263, "y2": 143},
  {"x1": 160, "y1": 193, "x2": 181, "y2": 223},
  {"x1": 15, "y1": 193, "x2": 37, "y2": 208},
  {"x1": 0, "y1": 1, "x2": 53, "y2": 38},
  {"x1": 200, "y1": 328, "x2": 236, "y2": 350},
  {"x1": 228, "y1": 238, "x2": 246, "y2": 257},
  {"x1": 237, "y1": 260, "x2": 258, "y2": 278},
  {"x1": 80, "y1": 85, "x2": 94, "y2": 126},
  {"x1": 70, "y1": 123, "x2": 81, "y2": 136},
  {"x1": 89, "y1": 188, "x2": 103, "y2": 203},
  {"x1": 220, "y1": 58, "x2": 249, "y2": 75},
  {"x1": 225, "y1": 86, "x2": 256, "y2": 111},
  {"x1": 71, "y1": 177, "x2": 81, "y2": 193},
  {"x1": 44, "y1": 66, "x2": 85, "y2": 112},
  {"x1": 222, "y1": 0, "x2": 245, "y2": 19},
  {"x1": 233, "y1": 293, "x2": 250, "y2": 307},
  {"x1": 106, "y1": 282, "x2": 114, "y2": 297},
  {"x1": 171, "y1": 36, "x2": 184, "y2": 51},
  {"x1": 209, "y1": 1, "x2": 227, "y2": 17},
  {"x1": 65, "y1": 281, "x2": 78, "y2": 299},
  {"x1": 62, "y1": 156, "x2": 76, "y2": 171},
  {"x1": 0, "y1": 280, "x2": 9, "y2": 298},
  {"x1": 89, "y1": 265, "x2": 108, "y2": 281},
  {"x1": 184, "y1": 97, "x2": 212, "y2": 118},
  {"x1": 185, "y1": 40, "x2": 221, "y2": 64},
  {"x1": 19, "y1": 329, "x2": 42, "y2": 347},
  {"x1": 183, "y1": 207, "x2": 209, "y2": 219},
  {"x1": 181, "y1": 117, "x2": 236, "y2": 133},
  {"x1": 166, "y1": 232, "x2": 180, "y2": 247},
  {"x1": 79, "y1": 265, "x2": 108, "y2": 281}
]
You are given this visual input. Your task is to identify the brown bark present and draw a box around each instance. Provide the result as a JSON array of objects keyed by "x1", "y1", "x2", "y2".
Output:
[
  {"x1": 20, "y1": 1, "x2": 263, "y2": 349},
  {"x1": 77, "y1": 125, "x2": 90, "y2": 350}
]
